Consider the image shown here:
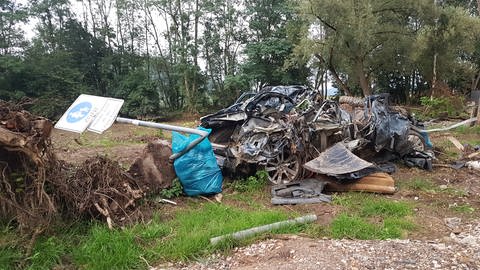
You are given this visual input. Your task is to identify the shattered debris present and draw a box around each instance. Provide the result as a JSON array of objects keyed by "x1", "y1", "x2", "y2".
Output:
[{"x1": 271, "y1": 179, "x2": 332, "y2": 205}]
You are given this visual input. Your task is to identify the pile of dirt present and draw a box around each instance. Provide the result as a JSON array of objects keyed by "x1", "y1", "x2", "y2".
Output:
[{"x1": 0, "y1": 100, "x2": 149, "y2": 234}]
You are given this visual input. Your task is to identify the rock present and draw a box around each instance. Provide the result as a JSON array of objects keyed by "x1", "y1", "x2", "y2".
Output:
[
  {"x1": 444, "y1": 217, "x2": 462, "y2": 229},
  {"x1": 439, "y1": 184, "x2": 448, "y2": 190}
]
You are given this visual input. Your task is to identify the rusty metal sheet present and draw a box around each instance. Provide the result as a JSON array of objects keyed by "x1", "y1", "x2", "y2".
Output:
[{"x1": 303, "y1": 142, "x2": 373, "y2": 175}]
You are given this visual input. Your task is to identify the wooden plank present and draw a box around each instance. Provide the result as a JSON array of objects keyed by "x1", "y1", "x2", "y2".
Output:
[{"x1": 447, "y1": 136, "x2": 465, "y2": 152}]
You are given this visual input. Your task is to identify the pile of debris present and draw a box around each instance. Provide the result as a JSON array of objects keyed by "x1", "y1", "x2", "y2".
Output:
[
  {"x1": 201, "y1": 86, "x2": 432, "y2": 184},
  {"x1": 446, "y1": 136, "x2": 480, "y2": 171},
  {"x1": 0, "y1": 100, "x2": 151, "y2": 234},
  {"x1": 200, "y1": 86, "x2": 438, "y2": 203}
]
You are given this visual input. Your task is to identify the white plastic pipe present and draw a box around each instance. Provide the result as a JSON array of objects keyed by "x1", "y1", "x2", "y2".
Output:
[
  {"x1": 210, "y1": 214, "x2": 317, "y2": 245},
  {"x1": 415, "y1": 117, "x2": 478, "y2": 133}
]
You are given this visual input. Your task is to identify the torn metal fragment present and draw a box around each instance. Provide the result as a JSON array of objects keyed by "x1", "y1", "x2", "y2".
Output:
[{"x1": 303, "y1": 143, "x2": 373, "y2": 175}]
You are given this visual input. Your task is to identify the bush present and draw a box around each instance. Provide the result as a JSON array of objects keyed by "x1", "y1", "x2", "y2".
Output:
[{"x1": 420, "y1": 96, "x2": 465, "y2": 119}]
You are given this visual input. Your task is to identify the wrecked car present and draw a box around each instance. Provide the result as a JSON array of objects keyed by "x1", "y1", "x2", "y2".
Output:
[{"x1": 201, "y1": 85, "x2": 431, "y2": 184}]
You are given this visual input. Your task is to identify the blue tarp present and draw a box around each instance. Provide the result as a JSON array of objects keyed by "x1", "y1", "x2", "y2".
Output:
[{"x1": 172, "y1": 127, "x2": 223, "y2": 196}]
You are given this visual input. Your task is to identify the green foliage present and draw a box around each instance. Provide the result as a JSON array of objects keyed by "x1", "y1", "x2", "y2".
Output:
[
  {"x1": 119, "y1": 70, "x2": 161, "y2": 118},
  {"x1": 420, "y1": 96, "x2": 465, "y2": 119},
  {"x1": 160, "y1": 178, "x2": 184, "y2": 199},
  {"x1": 242, "y1": 0, "x2": 308, "y2": 88},
  {"x1": 229, "y1": 170, "x2": 269, "y2": 193}
]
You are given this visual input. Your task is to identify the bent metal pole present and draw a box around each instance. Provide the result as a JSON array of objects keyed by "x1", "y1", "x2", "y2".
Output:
[{"x1": 116, "y1": 117, "x2": 209, "y2": 160}]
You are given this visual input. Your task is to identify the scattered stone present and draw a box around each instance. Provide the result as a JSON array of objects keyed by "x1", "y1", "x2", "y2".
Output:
[
  {"x1": 445, "y1": 217, "x2": 462, "y2": 229},
  {"x1": 177, "y1": 220, "x2": 480, "y2": 270}
]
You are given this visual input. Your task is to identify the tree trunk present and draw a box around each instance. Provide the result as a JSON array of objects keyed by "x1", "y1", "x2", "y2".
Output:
[
  {"x1": 314, "y1": 53, "x2": 351, "y2": 96},
  {"x1": 355, "y1": 60, "x2": 371, "y2": 96}
]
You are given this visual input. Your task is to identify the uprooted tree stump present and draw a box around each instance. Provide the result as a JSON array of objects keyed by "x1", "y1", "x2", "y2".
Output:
[
  {"x1": 57, "y1": 156, "x2": 146, "y2": 229},
  {"x1": 0, "y1": 100, "x2": 59, "y2": 242}
]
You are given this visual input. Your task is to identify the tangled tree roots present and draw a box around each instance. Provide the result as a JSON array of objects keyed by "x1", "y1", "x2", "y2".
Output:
[
  {"x1": 1, "y1": 100, "x2": 147, "y2": 235},
  {"x1": 59, "y1": 156, "x2": 145, "y2": 229},
  {"x1": 0, "y1": 99, "x2": 59, "y2": 236}
]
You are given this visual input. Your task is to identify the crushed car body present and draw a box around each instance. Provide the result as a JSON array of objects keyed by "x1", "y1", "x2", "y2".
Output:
[{"x1": 200, "y1": 85, "x2": 433, "y2": 184}]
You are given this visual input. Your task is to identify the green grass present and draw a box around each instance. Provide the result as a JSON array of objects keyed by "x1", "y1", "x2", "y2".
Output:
[
  {"x1": 1, "y1": 203, "x2": 302, "y2": 269},
  {"x1": 450, "y1": 204, "x2": 475, "y2": 213},
  {"x1": 150, "y1": 203, "x2": 299, "y2": 261},
  {"x1": 398, "y1": 177, "x2": 466, "y2": 196},
  {"x1": 74, "y1": 225, "x2": 144, "y2": 270},
  {"x1": 0, "y1": 246, "x2": 22, "y2": 270},
  {"x1": 330, "y1": 193, "x2": 415, "y2": 240},
  {"x1": 400, "y1": 177, "x2": 437, "y2": 192},
  {"x1": 361, "y1": 199, "x2": 412, "y2": 218},
  {"x1": 453, "y1": 125, "x2": 480, "y2": 135}
]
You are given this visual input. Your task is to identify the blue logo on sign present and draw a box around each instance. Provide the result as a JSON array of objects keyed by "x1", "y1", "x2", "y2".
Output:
[{"x1": 67, "y1": 102, "x2": 92, "y2": 123}]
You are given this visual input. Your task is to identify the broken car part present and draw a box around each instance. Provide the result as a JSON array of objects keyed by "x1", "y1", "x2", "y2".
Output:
[{"x1": 271, "y1": 178, "x2": 332, "y2": 205}]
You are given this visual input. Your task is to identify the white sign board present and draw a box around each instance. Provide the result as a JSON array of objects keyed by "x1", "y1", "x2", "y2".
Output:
[{"x1": 55, "y1": 94, "x2": 124, "y2": 134}]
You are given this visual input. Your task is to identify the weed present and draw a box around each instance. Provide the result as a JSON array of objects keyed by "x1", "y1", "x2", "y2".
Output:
[
  {"x1": 450, "y1": 204, "x2": 475, "y2": 213},
  {"x1": 420, "y1": 96, "x2": 465, "y2": 119},
  {"x1": 399, "y1": 178, "x2": 466, "y2": 196},
  {"x1": 228, "y1": 170, "x2": 269, "y2": 193},
  {"x1": 454, "y1": 125, "x2": 480, "y2": 135},
  {"x1": 442, "y1": 187, "x2": 467, "y2": 197},
  {"x1": 399, "y1": 177, "x2": 436, "y2": 192},
  {"x1": 303, "y1": 223, "x2": 330, "y2": 238},
  {"x1": 160, "y1": 178, "x2": 184, "y2": 199}
]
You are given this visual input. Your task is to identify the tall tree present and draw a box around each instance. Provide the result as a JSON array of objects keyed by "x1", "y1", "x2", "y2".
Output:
[
  {"x1": 299, "y1": 0, "x2": 424, "y2": 96},
  {"x1": 0, "y1": 0, "x2": 28, "y2": 55},
  {"x1": 243, "y1": 0, "x2": 308, "y2": 90}
]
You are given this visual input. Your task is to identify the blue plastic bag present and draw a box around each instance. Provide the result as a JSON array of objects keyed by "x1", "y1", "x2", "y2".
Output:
[{"x1": 171, "y1": 127, "x2": 223, "y2": 196}]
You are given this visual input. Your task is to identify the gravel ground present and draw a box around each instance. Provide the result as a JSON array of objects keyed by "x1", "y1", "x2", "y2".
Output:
[{"x1": 158, "y1": 219, "x2": 480, "y2": 270}]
